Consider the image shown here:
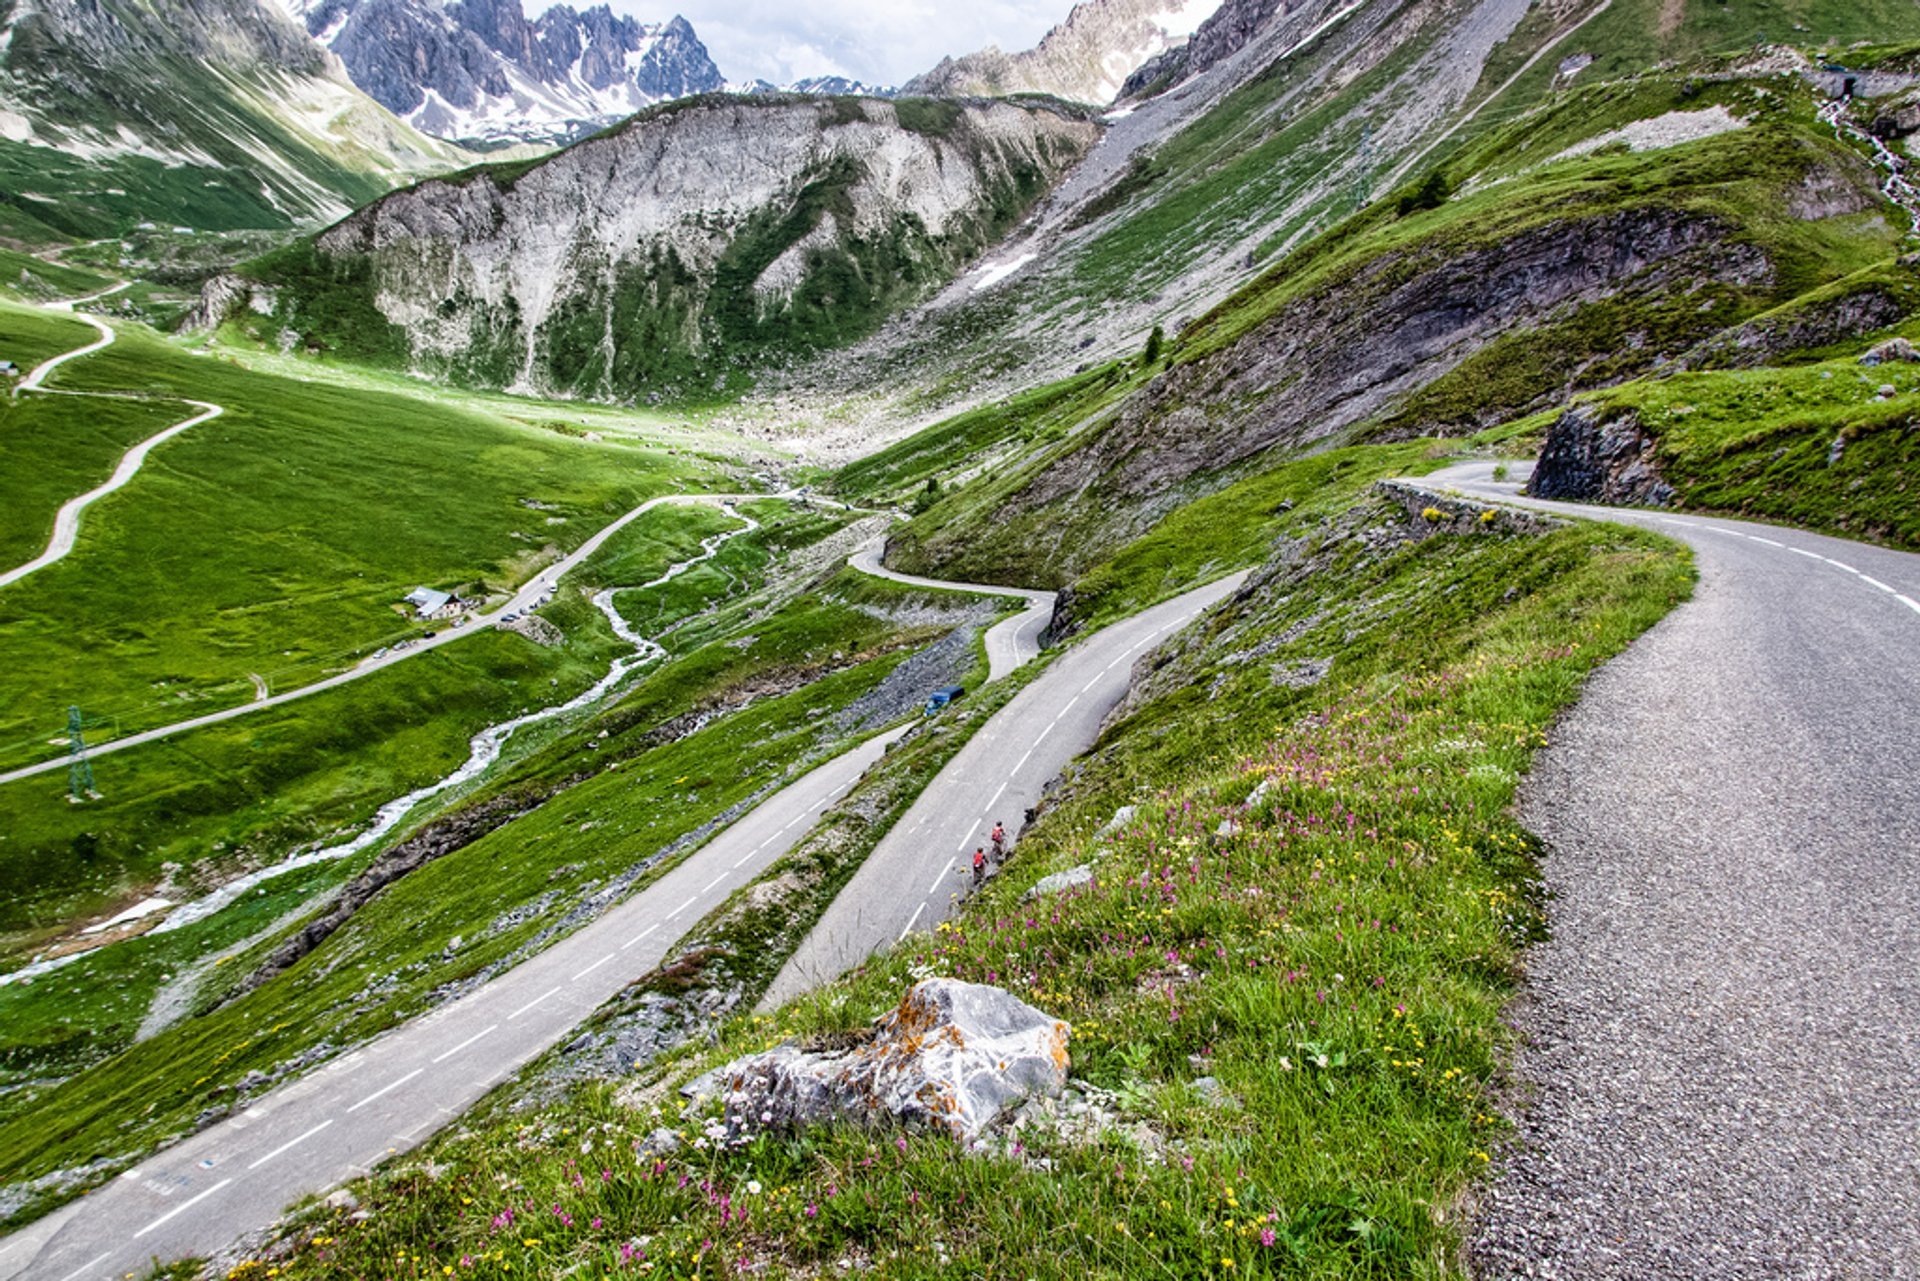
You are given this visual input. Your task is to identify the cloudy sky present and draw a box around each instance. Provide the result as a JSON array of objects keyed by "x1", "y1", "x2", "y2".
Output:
[{"x1": 651, "y1": 1, "x2": 1071, "y2": 87}]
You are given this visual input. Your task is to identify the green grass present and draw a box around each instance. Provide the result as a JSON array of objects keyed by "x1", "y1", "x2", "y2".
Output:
[
  {"x1": 0, "y1": 319, "x2": 711, "y2": 774},
  {"x1": 217, "y1": 469, "x2": 1695, "y2": 1281},
  {"x1": 833, "y1": 362, "x2": 1132, "y2": 506},
  {"x1": 1583, "y1": 348, "x2": 1920, "y2": 547},
  {"x1": 0, "y1": 250, "x2": 111, "y2": 301},
  {"x1": 0, "y1": 528, "x2": 1014, "y2": 1225}
]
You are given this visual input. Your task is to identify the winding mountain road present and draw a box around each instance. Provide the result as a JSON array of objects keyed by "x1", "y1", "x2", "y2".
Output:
[
  {"x1": 0, "y1": 550, "x2": 1239, "y2": 1281},
  {"x1": 1417, "y1": 464, "x2": 1920, "y2": 1279},
  {"x1": 847, "y1": 543, "x2": 1055, "y2": 681},
  {"x1": 764, "y1": 571, "x2": 1247, "y2": 1007},
  {"x1": 0, "y1": 287, "x2": 228, "y2": 593},
  {"x1": 0, "y1": 490, "x2": 772, "y2": 787}
]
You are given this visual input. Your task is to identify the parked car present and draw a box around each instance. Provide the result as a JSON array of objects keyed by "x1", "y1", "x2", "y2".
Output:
[{"x1": 924, "y1": 685, "x2": 966, "y2": 716}]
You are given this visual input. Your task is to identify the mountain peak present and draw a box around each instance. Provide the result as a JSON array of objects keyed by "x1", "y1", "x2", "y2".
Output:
[{"x1": 306, "y1": 0, "x2": 725, "y2": 146}]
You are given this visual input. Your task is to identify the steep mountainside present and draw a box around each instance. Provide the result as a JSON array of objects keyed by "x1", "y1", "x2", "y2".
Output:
[
  {"x1": 727, "y1": 0, "x2": 1920, "y2": 459},
  {"x1": 291, "y1": 0, "x2": 724, "y2": 146},
  {"x1": 884, "y1": 78, "x2": 1916, "y2": 585},
  {"x1": 243, "y1": 95, "x2": 1100, "y2": 397},
  {"x1": 0, "y1": 0, "x2": 469, "y2": 240},
  {"x1": 904, "y1": 0, "x2": 1223, "y2": 106}
]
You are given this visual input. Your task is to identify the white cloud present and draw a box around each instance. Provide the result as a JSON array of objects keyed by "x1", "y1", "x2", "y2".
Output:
[{"x1": 619, "y1": 1, "x2": 1070, "y2": 86}]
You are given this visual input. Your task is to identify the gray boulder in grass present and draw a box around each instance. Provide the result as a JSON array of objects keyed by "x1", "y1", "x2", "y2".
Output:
[{"x1": 689, "y1": 979, "x2": 1070, "y2": 1141}]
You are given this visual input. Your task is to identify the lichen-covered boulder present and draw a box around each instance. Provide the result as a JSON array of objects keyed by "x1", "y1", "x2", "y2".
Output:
[{"x1": 688, "y1": 979, "x2": 1070, "y2": 1142}]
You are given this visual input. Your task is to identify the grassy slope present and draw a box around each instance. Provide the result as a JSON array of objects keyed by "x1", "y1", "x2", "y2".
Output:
[
  {"x1": 1589, "y1": 347, "x2": 1920, "y2": 548},
  {"x1": 0, "y1": 319, "x2": 707, "y2": 773},
  {"x1": 221, "y1": 458, "x2": 1694, "y2": 1280},
  {"x1": 0, "y1": 515, "x2": 1014, "y2": 1224},
  {"x1": 0, "y1": 507, "x2": 744, "y2": 942},
  {"x1": 887, "y1": 77, "x2": 1907, "y2": 593}
]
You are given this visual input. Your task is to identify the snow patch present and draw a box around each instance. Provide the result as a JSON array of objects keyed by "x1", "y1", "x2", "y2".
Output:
[
  {"x1": 970, "y1": 251, "x2": 1038, "y2": 292},
  {"x1": 80, "y1": 897, "x2": 174, "y2": 936}
]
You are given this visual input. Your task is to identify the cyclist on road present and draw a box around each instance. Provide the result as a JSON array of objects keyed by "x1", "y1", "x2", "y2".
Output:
[
  {"x1": 989, "y1": 822, "x2": 1007, "y2": 863},
  {"x1": 971, "y1": 847, "x2": 987, "y2": 886}
]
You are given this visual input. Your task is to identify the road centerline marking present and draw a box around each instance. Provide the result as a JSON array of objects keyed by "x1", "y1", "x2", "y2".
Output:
[
  {"x1": 572, "y1": 955, "x2": 614, "y2": 981},
  {"x1": 430, "y1": 1024, "x2": 498, "y2": 1064},
  {"x1": 621, "y1": 924, "x2": 660, "y2": 952},
  {"x1": 668, "y1": 895, "x2": 697, "y2": 918},
  {"x1": 508, "y1": 986, "x2": 560, "y2": 1019},
  {"x1": 898, "y1": 902, "x2": 926, "y2": 942},
  {"x1": 247, "y1": 1119, "x2": 334, "y2": 1170},
  {"x1": 134, "y1": 1177, "x2": 233, "y2": 1238},
  {"x1": 703, "y1": 872, "x2": 728, "y2": 892},
  {"x1": 347, "y1": 1068, "x2": 423, "y2": 1113},
  {"x1": 55, "y1": 1250, "x2": 112, "y2": 1281},
  {"x1": 926, "y1": 859, "x2": 953, "y2": 895}
]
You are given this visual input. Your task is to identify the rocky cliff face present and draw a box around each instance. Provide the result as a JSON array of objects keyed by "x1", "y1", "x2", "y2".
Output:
[
  {"x1": 292, "y1": 0, "x2": 724, "y2": 145},
  {"x1": 1528, "y1": 405, "x2": 1674, "y2": 506},
  {"x1": 0, "y1": 0, "x2": 467, "y2": 235},
  {"x1": 252, "y1": 96, "x2": 1100, "y2": 397},
  {"x1": 1120, "y1": 0, "x2": 1284, "y2": 98},
  {"x1": 904, "y1": 0, "x2": 1223, "y2": 107}
]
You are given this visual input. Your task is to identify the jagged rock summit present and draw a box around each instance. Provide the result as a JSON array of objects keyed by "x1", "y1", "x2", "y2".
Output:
[
  {"x1": 290, "y1": 0, "x2": 724, "y2": 145},
  {"x1": 905, "y1": 0, "x2": 1224, "y2": 106},
  {"x1": 686, "y1": 979, "x2": 1071, "y2": 1142},
  {"x1": 0, "y1": 0, "x2": 466, "y2": 234}
]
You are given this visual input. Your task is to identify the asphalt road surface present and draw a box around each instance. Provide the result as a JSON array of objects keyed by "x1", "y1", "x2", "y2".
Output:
[
  {"x1": 1419, "y1": 464, "x2": 1920, "y2": 1279},
  {"x1": 847, "y1": 543, "x2": 1055, "y2": 681},
  {"x1": 764, "y1": 572, "x2": 1248, "y2": 1007},
  {"x1": 0, "y1": 729, "x2": 903, "y2": 1281}
]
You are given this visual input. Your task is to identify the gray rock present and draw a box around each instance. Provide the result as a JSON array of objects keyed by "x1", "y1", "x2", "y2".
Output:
[
  {"x1": 1098, "y1": 805, "x2": 1138, "y2": 836},
  {"x1": 688, "y1": 979, "x2": 1070, "y2": 1142},
  {"x1": 1860, "y1": 336, "x2": 1920, "y2": 366},
  {"x1": 1025, "y1": 864, "x2": 1095, "y2": 900}
]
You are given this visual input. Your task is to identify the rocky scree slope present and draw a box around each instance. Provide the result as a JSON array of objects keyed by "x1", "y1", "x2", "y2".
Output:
[
  {"x1": 247, "y1": 95, "x2": 1100, "y2": 399},
  {"x1": 887, "y1": 114, "x2": 1904, "y2": 585},
  {"x1": 902, "y1": 0, "x2": 1223, "y2": 107},
  {"x1": 0, "y1": 0, "x2": 467, "y2": 237},
  {"x1": 295, "y1": 0, "x2": 724, "y2": 146}
]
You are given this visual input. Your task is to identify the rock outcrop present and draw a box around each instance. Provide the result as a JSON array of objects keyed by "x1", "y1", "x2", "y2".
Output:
[
  {"x1": 0, "y1": 0, "x2": 466, "y2": 232},
  {"x1": 686, "y1": 979, "x2": 1071, "y2": 1142},
  {"x1": 297, "y1": 0, "x2": 724, "y2": 145},
  {"x1": 255, "y1": 95, "x2": 1099, "y2": 398},
  {"x1": 1121, "y1": 0, "x2": 1283, "y2": 98},
  {"x1": 905, "y1": 0, "x2": 1223, "y2": 107},
  {"x1": 1528, "y1": 404, "x2": 1674, "y2": 507}
]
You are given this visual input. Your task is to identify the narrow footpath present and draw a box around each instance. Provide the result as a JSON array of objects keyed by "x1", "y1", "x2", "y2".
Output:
[{"x1": 1420, "y1": 464, "x2": 1920, "y2": 1279}]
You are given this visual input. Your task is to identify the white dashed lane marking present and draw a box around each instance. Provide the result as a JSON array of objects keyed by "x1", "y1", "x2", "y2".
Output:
[
  {"x1": 620, "y1": 924, "x2": 659, "y2": 952},
  {"x1": 508, "y1": 987, "x2": 559, "y2": 1019},
  {"x1": 897, "y1": 902, "x2": 926, "y2": 942},
  {"x1": 667, "y1": 896, "x2": 697, "y2": 919},
  {"x1": 925, "y1": 859, "x2": 953, "y2": 895},
  {"x1": 703, "y1": 872, "x2": 728, "y2": 893},
  {"x1": 55, "y1": 1250, "x2": 112, "y2": 1281},
  {"x1": 247, "y1": 1120, "x2": 333, "y2": 1170},
  {"x1": 572, "y1": 955, "x2": 613, "y2": 981},
  {"x1": 133, "y1": 1178, "x2": 231, "y2": 1238},
  {"x1": 431, "y1": 1026, "x2": 497, "y2": 1065},
  {"x1": 346, "y1": 1068, "x2": 422, "y2": 1113}
]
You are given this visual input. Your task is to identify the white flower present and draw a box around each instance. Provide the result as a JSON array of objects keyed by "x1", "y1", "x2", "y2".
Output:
[{"x1": 746, "y1": 1180, "x2": 763, "y2": 1195}]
